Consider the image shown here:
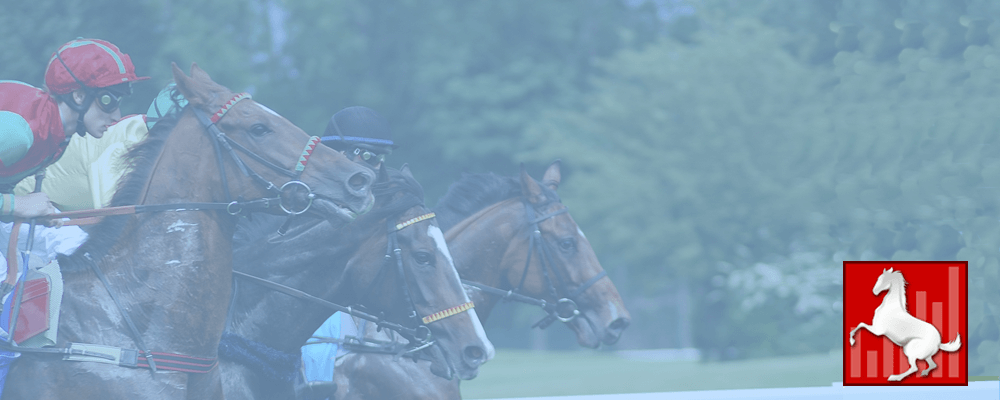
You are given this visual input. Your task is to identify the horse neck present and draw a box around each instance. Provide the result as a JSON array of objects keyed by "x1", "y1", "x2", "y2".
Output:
[
  {"x1": 228, "y1": 218, "x2": 360, "y2": 354},
  {"x1": 142, "y1": 116, "x2": 237, "y2": 211},
  {"x1": 445, "y1": 198, "x2": 524, "y2": 321},
  {"x1": 75, "y1": 116, "x2": 239, "y2": 357},
  {"x1": 880, "y1": 280, "x2": 906, "y2": 310}
]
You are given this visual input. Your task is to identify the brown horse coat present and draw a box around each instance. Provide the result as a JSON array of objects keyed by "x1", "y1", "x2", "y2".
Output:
[
  {"x1": 333, "y1": 161, "x2": 631, "y2": 400},
  {"x1": 2, "y1": 64, "x2": 374, "y2": 400}
]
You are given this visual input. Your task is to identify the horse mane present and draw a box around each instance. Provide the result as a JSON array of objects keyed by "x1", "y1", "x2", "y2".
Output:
[
  {"x1": 886, "y1": 270, "x2": 907, "y2": 310},
  {"x1": 432, "y1": 172, "x2": 560, "y2": 232},
  {"x1": 58, "y1": 106, "x2": 185, "y2": 272}
]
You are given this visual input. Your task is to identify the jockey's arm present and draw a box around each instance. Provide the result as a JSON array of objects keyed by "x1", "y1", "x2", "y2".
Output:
[
  {"x1": 0, "y1": 193, "x2": 56, "y2": 222},
  {"x1": 12, "y1": 114, "x2": 149, "y2": 212}
]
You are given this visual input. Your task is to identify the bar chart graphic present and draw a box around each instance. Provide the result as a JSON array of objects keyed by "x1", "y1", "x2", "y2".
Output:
[{"x1": 843, "y1": 261, "x2": 967, "y2": 386}]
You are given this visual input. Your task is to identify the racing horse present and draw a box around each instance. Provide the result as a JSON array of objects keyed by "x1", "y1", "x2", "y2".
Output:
[
  {"x1": 2, "y1": 63, "x2": 375, "y2": 400},
  {"x1": 221, "y1": 166, "x2": 493, "y2": 400},
  {"x1": 333, "y1": 161, "x2": 631, "y2": 399}
]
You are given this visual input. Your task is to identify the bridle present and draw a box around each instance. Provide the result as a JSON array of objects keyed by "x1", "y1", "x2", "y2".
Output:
[
  {"x1": 461, "y1": 199, "x2": 607, "y2": 329},
  {"x1": 0, "y1": 92, "x2": 328, "y2": 374},
  {"x1": 230, "y1": 210, "x2": 476, "y2": 367},
  {"x1": 350, "y1": 211, "x2": 475, "y2": 341},
  {"x1": 190, "y1": 93, "x2": 322, "y2": 215},
  {"x1": 385, "y1": 212, "x2": 475, "y2": 326},
  {"x1": 310, "y1": 210, "x2": 475, "y2": 374}
]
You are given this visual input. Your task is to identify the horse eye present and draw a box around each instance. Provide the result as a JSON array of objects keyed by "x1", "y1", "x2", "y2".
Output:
[
  {"x1": 249, "y1": 123, "x2": 271, "y2": 136},
  {"x1": 413, "y1": 251, "x2": 434, "y2": 267},
  {"x1": 559, "y1": 238, "x2": 576, "y2": 251}
]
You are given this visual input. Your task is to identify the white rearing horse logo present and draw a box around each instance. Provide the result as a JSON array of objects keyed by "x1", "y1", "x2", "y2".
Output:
[{"x1": 849, "y1": 267, "x2": 962, "y2": 381}]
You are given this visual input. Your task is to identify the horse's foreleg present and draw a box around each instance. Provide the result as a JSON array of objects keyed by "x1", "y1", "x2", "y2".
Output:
[
  {"x1": 921, "y1": 355, "x2": 938, "y2": 377},
  {"x1": 849, "y1": 323, "x2": 875, "y2": 346},
  {"x1": 889, "y1": 354, "x2": 918, "y2": 382}
]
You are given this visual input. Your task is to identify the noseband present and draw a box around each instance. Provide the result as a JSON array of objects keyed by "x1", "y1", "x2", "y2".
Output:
[
  {"x1": 462, "y1": 199, "x2": 607, "y2": 329},
  {"x1": 191, "y1": 93, "x2": 322, "y2": 215}
]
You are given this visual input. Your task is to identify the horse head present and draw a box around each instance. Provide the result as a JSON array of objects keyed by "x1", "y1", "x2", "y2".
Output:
[
  {"x1": 170, "y1": 63, "x2": 374, "y2": 221},
  {"x1": 507, "y1": 161, "x2": 631, "y2": 348},
  {"x1": 873, "y1": 267, "x2": 903, "y2": 296},
  {"x1": 344, "y1": 165, "x2": 493, "y2": 380}
]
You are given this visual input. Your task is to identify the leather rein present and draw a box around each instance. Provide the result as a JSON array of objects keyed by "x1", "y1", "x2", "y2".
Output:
[
  {"x1": 460, "y1": 200, "x2": 607, "y2": 329},
  {"x1": 341, "y1": 199, "x2": 608, "y2": 359},
  {"x1": 232, "y1": 211, "x2": 476, "y2": 360},
  {"x1": 0, "y1": 92, "x2": 324, "y2": 374}
]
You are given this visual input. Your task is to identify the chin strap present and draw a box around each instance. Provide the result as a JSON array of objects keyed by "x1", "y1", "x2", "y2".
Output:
[
  {"x1": 60, "y1": 92, "x2": 93, "y2": 137},
  {"x1": 53, "y1": 51, "x2": 95, "y2": 137}
]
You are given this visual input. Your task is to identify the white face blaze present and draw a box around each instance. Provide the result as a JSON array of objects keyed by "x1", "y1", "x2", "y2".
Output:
[
  {"x1": 256, "y1": 103, "x2": 282, "y2": 118},
  {"x1": 426, "y1": 224, "x2": 495, "y2": 359},
  {"x1": 427, "y1": 225, "x2": 456, "y2": 274},
  {"x1": 577, "y1": 227, "x2": 587, "y2": 240},
  {"x1": 608, "y1": 300, "x2": 621, "y2": 322}
]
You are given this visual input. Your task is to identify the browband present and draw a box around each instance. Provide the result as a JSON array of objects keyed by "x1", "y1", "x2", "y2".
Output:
[
  {"x1": 395, "y1": 212, "x2": 435, "y2": 231},
  {"x1": 209, "y1": 92, "x2": 252, "y2": 124},
  {"x1": 422, "y1": 301, "x2": 475, "y2": 325}
]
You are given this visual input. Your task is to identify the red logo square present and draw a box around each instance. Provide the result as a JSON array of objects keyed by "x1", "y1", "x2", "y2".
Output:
[{"x1": 843, "y1": 261, "x2": 968, "y2": 386}]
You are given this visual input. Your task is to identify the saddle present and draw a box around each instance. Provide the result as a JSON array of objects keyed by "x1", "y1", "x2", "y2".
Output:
[{"x1": 2, "y1": 256, "x2": 61, "y2": 347}]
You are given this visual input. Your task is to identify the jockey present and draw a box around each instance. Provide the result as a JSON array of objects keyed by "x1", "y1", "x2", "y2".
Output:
[
  {"x1": 1, "y1": 37, "x2": 147, "y2": 266},
  {"x1": 14, "y1": 83, "x2": 185, "y2": 211},
  {"x1": 2, "y1": 38, "x2": 147, "y2": 210},
  {"x1": 0, "y1": 37, "x2": 146, "y2": 388},
  {"x1": 298, "y1": 106, "x2": 395, "y2": 400},
  {"x1": 319, "y1": 106, "x2": 395, "y2": 170}
]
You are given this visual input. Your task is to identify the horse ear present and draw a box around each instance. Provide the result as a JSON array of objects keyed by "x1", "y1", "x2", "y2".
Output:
[
  {"x1": 520, "y1": 163, "x2": 546, "y2": 204},
  {"x1": 171, "y1": 62, "x2": 213, "y2": 108},
  {"x1": 888, "y1": 267, "x2": 894, "y2": 272},
  {"x1": 189, "y1": 62, "x2": 214, "y2": 83},
  {"x1": 400, "y1": 163, "x2": 415, "y2": 180},
  {"x1": 542, "y1": 159, "x2": 562, "y2": 191}
]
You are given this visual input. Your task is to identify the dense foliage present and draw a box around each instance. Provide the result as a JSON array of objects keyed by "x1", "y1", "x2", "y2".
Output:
[{"x1": 3, "y1": 0, "x2": 999, "y2": 375}]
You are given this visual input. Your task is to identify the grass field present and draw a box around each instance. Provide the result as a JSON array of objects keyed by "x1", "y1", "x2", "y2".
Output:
[{"x1": 460, "y1": 349, "x2": 844, "y2": 399}]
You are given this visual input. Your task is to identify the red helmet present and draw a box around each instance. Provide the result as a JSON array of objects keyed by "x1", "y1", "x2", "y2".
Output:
[{"x1": 44, "y1": 38, "x2": 149, "y2": 95}]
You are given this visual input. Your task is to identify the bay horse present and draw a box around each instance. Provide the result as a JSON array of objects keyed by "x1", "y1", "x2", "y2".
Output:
[
  {"x1": 333, "y1": 161, "x2": 631, "y2": 400},
  {"x1": 221, "y1": 166, "x2": 493, "y2": 400},
  {"x1": 2, "y1": 63, "x2": 375, "y2": 400}
]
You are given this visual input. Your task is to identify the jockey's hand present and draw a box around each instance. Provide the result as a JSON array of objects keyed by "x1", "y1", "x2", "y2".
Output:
[
  {"x1": 40, "y1": 218, "x2": 65, "y2": 228},
  {"x1": 11, "y1": 193, "x2": 56, "y2": 219}
]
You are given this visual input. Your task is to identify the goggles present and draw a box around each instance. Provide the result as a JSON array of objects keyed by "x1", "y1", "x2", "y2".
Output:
[
  {"x1": 350, "y1": 147, "x2": 386, "y2": 167},
  {"x1": 94, "y1": 90, "x2": 124, "y2": 113}
]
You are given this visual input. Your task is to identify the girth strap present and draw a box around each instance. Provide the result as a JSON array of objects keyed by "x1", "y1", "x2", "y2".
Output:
[
  {"x1": 135, "y1": 351, "x2": 218, "y2": 373},
  {"x1": 61, "y1": 343, "x2": 217, "y2": 373}
]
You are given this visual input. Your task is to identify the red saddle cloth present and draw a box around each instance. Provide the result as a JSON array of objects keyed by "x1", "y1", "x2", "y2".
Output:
[{"x1": 12, "y1": 276, "x2": 49, "y2": 344}]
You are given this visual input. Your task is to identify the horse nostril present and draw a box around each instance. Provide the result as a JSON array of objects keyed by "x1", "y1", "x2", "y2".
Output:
[
  {"x1": 463, "y1": 345, "x2": 485, "y2": 367},
  {"x1": 609, "y1": 317, "x2": 630, "y2": 333},
  {"x1": 348, "y1": 171, "x2": 370, "y2": 191}
]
